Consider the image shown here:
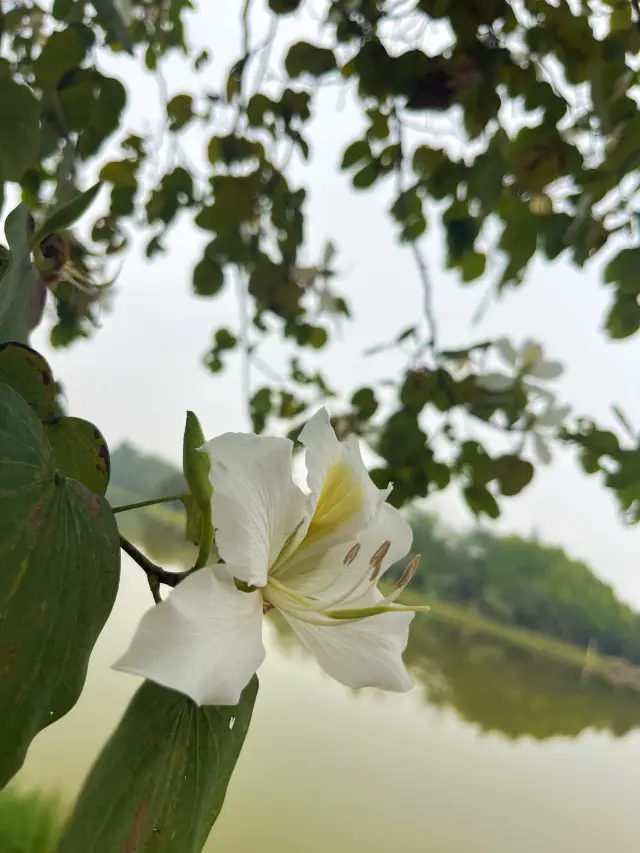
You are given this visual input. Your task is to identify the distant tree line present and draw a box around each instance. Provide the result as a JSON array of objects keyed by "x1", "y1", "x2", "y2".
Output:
[{"x1": 396, "y1": 512, "x2": 640, "y2": 664}]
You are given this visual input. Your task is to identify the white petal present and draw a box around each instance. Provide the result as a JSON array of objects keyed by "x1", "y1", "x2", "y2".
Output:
[
  {"x1": 532, "y1": 432, "x2": 553, "y2": 465},
  {"x1": 520, "y1": 339, "x2": 543, "y2": 368},
  {"x1": 300, "y1": 407, "x2": 381, "y2": 546},
  {"x1": 284, "y1": 602, "x2": 414, "y2": 692},
  {"x1": 495, "y1": 337, "x2": 518, "y2": 365},
  {"x1": 536, "y1": 403, "x2": 571, "y2": 427},
  {"x1": 527, "y1": 359, "x2": 563, "y2": 380},
  {"x1": 202, "y1": 432, "x2": 306, "y2": 587},
  {"x1": 477, "y1": 372, "x2": 514, "y2": 392},
  {"x1": 287, "y1": 502, "x2": 413, "y2": 602},
  {"x1": 114, "y1": 567, "x2": 265, "y2": 706}
]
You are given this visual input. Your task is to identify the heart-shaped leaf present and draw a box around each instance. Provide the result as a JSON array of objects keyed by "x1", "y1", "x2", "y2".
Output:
[
  {"x1": 0, "y1": 342, "x2": 56, "y2": 420},
  {"x1": 45, "y1": 416, "x2": 110, "y2": 495},
  {"x1": 0, "y1": 382, "x2": 120, "y2": 787},
  {"x1": 55, "y1": 678, "x2": 258, "y2": 853}
]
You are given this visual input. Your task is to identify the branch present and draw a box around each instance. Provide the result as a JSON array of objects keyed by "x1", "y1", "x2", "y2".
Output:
[
  {"x1": 119, "y1": 535, "x2": 186, "y2": 588},
  {"x1": 392, "y1": 108, "x2": 439, "y2": 355},
  {"x1": 112, "y1": 493, "x2": 187, "y2": 514}
]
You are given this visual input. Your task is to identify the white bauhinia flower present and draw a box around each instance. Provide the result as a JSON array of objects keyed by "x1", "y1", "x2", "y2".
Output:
[{"x1": 114, "y1": 409, "x2": 427, "y2": 706}]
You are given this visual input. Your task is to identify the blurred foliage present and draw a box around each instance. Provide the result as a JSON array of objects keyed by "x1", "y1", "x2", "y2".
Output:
[
  {"x1": 398, "y1": 510, "x2": 640, "y2": 663},
  {"x1": 0, "y1": 788, "x2": 63, "y2": 853},
  {"x1": 2, "y1": 0, "x2": 640, "y2": 520}
]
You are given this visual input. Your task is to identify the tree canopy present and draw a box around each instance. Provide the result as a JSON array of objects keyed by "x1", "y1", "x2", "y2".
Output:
[{"x1": 1, "y1": 0, "x2": 640, "y2": 522}]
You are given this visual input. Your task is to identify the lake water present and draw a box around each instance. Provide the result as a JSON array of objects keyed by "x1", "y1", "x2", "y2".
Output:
[{"x1": 13, "y1": 556, "x2": 640, "y2": 852}]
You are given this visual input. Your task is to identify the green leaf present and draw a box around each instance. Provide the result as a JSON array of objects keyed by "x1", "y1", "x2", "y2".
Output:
[
  {"x1": 0, "y1": 382, "x2": 120, "y2": 787},
  {"x1": 32, "y1": 182, "x2": 102, "y2": 246},
  {"x1": 0, "y1": 78, "x2": 41, "y2": 181},
  {"x1": 341, "y1": 140, "x2": 371, "y2": 170},
  {"x1": 193, "y1": 256, "x2": 224, "y2": 297},
  {"x1": 167, "y1": 93, "x2": 194, "y2": 132},
  {"x1": 460, "y1": 251, "x2": 487, "y2": 282},
  {"x1": 55, "y1": 678, "x2": 258, "y2": 853},
  {"x1": 33, "y1": 25, "x2": 94, "y2": 89},
  {"x1": 268, "y1": 0, "x2": 301, "y2": 11},
  {"x1": 0, "y1": 342, "x2": 56, "y2": 420},
  {"x1": 93, "y1": 0, "x2": 134, "y2": 53},
  {"x1": 44, "y1": 416, "x2": 110, "y2": 495},
  {"x1": 605, "y1": 294, "x2": 640, "y2": 340},
  {"x1": 352, "y1": 160, "x2": 382, "y2": 189},
  {"x1": 463, "y1": 484, "x2": 500, "y2": 519},
  {"x1": 493, "y1": 454, "x2": 534, "y2": 496},
  {"x1": 285, "y1": 42, "x2": 337, "y2": 78},
  {"x1": 604, "y1": 247, "x2": 640, "y2": 294},
  {"x1": 0, "y1": 203, "x2": 39, "y2": 345}
]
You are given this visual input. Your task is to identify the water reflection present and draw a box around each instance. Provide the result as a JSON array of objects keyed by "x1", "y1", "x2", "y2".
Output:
[{"x1": 268, "y1": 611, "x2": 640, "y2": 741}]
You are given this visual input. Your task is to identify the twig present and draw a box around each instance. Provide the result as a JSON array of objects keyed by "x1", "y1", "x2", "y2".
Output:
[
  {"x1": 236, "y1": 270, "x2": 252, "y2": 425},
  {"x1": 392, "y1": 108, "x2": 439, "y2": 355},
  {"x1": 112, "y1": 493, "x2": 187, "y2": 514},
  {"x1": 120, "y1": 535, "x2": 186, "y2": 588}
]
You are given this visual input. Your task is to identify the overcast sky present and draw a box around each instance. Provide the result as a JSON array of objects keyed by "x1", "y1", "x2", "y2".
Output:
[{"x1": 27, "y1": 2, "x2": 640, "y2": 607}]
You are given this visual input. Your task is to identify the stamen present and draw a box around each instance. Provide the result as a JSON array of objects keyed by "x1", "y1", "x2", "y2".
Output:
[
  {"x1": 263, "y1": 602, "x2": 275, "y2": 614},
  {"x1": 397, "y1": 555, "x2": 421, "y2": 588},
  {"x1": 369, "y1": 540, "x2": 391, "y2": 567},
  {"x1": 369, "y1": 558, "x2": 384, "y2": 582},
  {"x1": 343, "y1": 543, "x2": 361, "y2": 565}
]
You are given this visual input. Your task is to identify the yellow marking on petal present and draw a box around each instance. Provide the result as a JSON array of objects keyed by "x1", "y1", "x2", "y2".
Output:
[{"x1": 303, "y1": 458, "x2": 364, "y2": 547}]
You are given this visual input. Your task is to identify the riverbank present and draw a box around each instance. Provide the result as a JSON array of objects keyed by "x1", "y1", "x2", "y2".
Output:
[{"x1": 410, "y1": 593, "x2": 640, "y2": 692}]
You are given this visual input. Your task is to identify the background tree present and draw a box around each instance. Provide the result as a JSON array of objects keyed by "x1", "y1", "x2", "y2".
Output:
[{"x1": 2, "y1": 0, "x2": 640, "y2": 522}]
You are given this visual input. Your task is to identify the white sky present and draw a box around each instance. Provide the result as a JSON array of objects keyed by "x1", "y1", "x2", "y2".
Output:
[{"x1": 27, "y1": 2, "x2": 640, "y2": 607}]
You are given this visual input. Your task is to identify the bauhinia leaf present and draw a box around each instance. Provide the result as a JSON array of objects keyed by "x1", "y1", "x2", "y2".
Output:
[
  {"x1": 0, "y1": 382, "x2": 120, "y2": 787},
  {"x1": 55, "y1": 678, "x2": 259, "y2": 853},
  {"x1": 0, "y1": 342, "x2": 57, "y2": 420},
  {"x1": 44, "y1": 416, "x2": 111, "y2": 495}
]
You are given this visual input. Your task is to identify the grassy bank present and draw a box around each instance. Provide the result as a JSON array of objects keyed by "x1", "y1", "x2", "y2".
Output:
[{"x1": 410, "y1": 592, "x2": 640, "y2": 691}]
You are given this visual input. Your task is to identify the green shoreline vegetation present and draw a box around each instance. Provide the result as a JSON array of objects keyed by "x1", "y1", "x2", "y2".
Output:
[{"x1": 109, "y1": 444, "x2": 640, "y2": 692}]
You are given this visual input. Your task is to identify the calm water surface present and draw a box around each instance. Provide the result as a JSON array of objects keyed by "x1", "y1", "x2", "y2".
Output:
[{"x1": 13, "y1": 557, "x2": 640, "y2": 852}]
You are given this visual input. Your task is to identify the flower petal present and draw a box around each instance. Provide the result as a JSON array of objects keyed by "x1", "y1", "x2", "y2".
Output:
[
  {"x1": 495, "y1": 337, "x2": 518, "y2": 366},
  {"x1": 202, "y1": 432, "x2": 306, "y2": 587},
  {"x1": 536, "y1": 403, "x2": 571, "y2": 428},
  {"x1": 290, "y1": 408, "x2": 382, "y2": 561},
  {"x1": 286, "y1": 502, "x2": 413, "y2": 603},
  {"x1": 477, "y1": 372, "x2": 514, "y2": 392},
  {"x1": 532, "y1": 432, "x2": 553, "y2": 465},
  {"x1": 283, "y1": 602, "x2": 414, "y2": 692},
  {"x1": 527, "y1": 359, "x2": 563, "y2": 381},
  {"x1": 114, "y1": 567, "x2": 265, "y2": 706}
]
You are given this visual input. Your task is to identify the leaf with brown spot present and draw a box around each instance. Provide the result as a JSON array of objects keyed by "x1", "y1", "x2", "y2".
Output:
[
  {"x1": 55, "y1": 679, "x2": 258, "y2": 853},
  {"x1": 44, "y1": 416, "x2": 110, "y2": 495},
  {"x1": 0, "y1": 382, "x2": 120, "y2": 788},
  {"x1": 0, "y1": 342, "x2": 56, "y2": 420}
]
